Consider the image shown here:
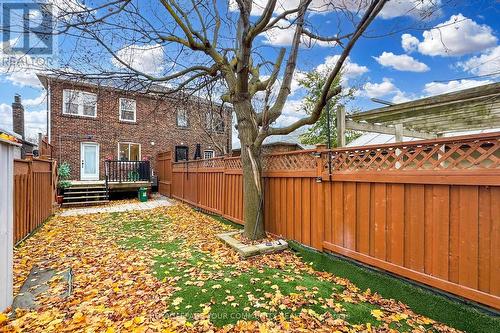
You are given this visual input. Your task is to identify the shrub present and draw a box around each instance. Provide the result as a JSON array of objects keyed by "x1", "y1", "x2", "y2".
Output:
[{"x1": 57, "y1": 162, "x2": 72, "y2": 189}]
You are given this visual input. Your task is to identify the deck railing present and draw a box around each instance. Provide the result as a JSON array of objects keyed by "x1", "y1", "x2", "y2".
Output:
[{"x1": 105, "y1": 160, "x2": 151, "y2": 183}]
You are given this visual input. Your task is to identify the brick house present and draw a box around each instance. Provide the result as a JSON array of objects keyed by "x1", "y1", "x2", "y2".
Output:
[
  {"x1": 38, "y1": 74, "x2": 232, "y2": 182},
  {"x1": 231, "y1": 142, "x2": 304, "y2": 156}
]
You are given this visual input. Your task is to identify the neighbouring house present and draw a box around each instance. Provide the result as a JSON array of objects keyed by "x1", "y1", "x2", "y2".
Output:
[
  {"x1": 11, "y1": 94, "x2": 36, "y2": 159},
  {"x1": 338, "y1": 82, "x2": 500, "y2": 146},
  {"x1": 37, "y1": 74, "x2": 232, "y2": 184},
  {"x1": 231, "y1": 141, "x2": 305, "y2": 156}
]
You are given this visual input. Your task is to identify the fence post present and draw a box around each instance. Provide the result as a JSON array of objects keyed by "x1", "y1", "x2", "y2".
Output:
[
  {"x1": 221, "y1": 156, "x2": 227, "y2": 217},
  {"x1": 314, "y1": 146, "x2": 326, "y2": 249},
  {"x1": 27, "y1": 160, "x2": 33, "y2": 237}
]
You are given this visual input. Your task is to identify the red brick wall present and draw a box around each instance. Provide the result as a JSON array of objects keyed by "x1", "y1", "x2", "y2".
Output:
[{"x1": 48, "y1": 80, "x2": 232, "y2": 180}]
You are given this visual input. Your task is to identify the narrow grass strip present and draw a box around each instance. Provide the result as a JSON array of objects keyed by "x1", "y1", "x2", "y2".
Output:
[{"x1": 289, "y1": 241, "x2": 500, "y2": 333}]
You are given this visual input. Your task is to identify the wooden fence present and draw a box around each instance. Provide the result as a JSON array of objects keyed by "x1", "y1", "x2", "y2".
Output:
[
  {"x1": 157, "y1": 132, "x2": 500, "y2": 309},
  {"x1": 13, "y1": 158, "x2": 56, "y2": 244}
]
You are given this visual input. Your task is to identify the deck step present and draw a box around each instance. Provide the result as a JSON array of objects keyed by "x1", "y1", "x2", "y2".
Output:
[
  {"x1": 62, "y1": 182, "x2": 109, "y2": 207},
  {"x1": 70, "y1": 182, "x2": 106, "y2": 187},
  {"x1": 62, "y1": 200, "x2": 109, "y2": 207},
  {"x1": 63, "y1": 190, "x2": 108, "y2": 195},
  {"x1": 63, "y1": 195, "x2": 109, "y2": 201}
]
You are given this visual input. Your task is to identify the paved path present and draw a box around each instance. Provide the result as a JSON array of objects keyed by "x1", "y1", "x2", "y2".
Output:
[{"x1": 59, "y1": 196, "x2": 174, "y2": 216}]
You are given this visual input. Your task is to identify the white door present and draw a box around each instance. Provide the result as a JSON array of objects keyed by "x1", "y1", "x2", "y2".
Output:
[{"x1": 80, "y1": 143, "x2": 99, "y2": 180}]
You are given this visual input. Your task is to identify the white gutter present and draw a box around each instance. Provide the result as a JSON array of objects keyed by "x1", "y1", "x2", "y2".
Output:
[{"x1": 47, "y1": 79, "x2": 51, "y2": 143}]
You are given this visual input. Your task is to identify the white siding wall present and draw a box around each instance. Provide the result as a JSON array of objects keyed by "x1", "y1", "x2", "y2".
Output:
[{"x1": 0, "y1": 140, "x2": 15, "y2": 311}]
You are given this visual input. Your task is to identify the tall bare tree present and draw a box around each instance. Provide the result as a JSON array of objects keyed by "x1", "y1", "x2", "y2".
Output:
[{"x1": 43, "y1": 0, "x2": 442, "y2": 239}]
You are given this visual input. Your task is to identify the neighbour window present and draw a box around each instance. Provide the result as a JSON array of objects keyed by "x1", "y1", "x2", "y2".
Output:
[
  {"x1": 119, "y1": 98, "x2": 136, "y2": 122},
  {"x1": 63, "y1": 89, "x2": 97, "y2": 117},
  {"x1": 118, "y1": 142, "x2": 141, "y2": 161},
  {"x1": 203, "y1": 150, "x2": 214, "y2": 159},
  {"x1": 175, "y1": 146, "x2": 189, "y2": 162},
  {"x1": 177, "y1": 109, "x2": 188, "y2": 127},
  {"x1": 205, "y1": 111, "x2": 224, "y2": 132}
]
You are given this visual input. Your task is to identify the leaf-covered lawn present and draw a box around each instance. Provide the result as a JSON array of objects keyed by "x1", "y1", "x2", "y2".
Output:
[{"x1": 1, "y1": 204, "x2": 461, "y2": 332}]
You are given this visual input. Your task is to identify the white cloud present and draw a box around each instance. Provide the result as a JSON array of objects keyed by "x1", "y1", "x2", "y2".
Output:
[
  {"x1": 401, "y1": 33, "x2": 419, "y2": 52},
  {"x1": 0, "y1": 103, "x2": 12, "y2": 130},
  {"x1": 363, "y1": 78, "x2": 399, "y2": 98},
  {"x1": 423, "y1": 79, "x2": 494, "y2": 96},
  {"x1": 316, "y1": 55, "x2": 368, "y2": 81},
  {"x1": 408, "y1": 14, "x2": 497, "y2": 57},
  {"x1": 457, "y1": 46, "x2": 500, "y2": 77},
  {"x1": 23, "y1": 92, "x2": 47, "y2": 107},
  {"x1": 5, "y1": 71, "x2": 42, "y2": 87},
  {"x1": 112, "y1": 44, "x2": 165, "y2": 75},
  {"x1": 379, "y1": 0, "x2": 442, "y2": 19},
  {"x1": 230, "y1": 0, "x2": 441, "y2": 19},
  {"x1": 0, "y1": 103, "x2": 46, "y2": 139},
  {"x1": 262, "y1": 20, "x2": 335, "y2": 47},
  {"x1": 374, "y1": 52, "x2": 429, "y2": 72},
  {"x1": 0, "y1": 40, "x2": 46, "y2": 88},
  {"x1": 392, "y1": 91, "x2": 413, "y2": 103}
]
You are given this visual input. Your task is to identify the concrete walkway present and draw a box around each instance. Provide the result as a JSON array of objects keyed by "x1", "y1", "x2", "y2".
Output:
[{"x1": 59, "y1": 195, "x2": 173, "y2": 216}]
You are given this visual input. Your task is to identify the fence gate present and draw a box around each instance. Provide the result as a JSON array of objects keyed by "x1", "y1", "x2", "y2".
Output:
[{"x1": 157, "y1": 151, "x2": 172, "y2": 197}]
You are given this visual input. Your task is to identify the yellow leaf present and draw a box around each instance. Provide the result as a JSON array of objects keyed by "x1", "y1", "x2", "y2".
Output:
[
  {"x1": 371, "y1": 309, "x2": 384, "y2": 320},
  {"x1": 123, "y1": 320, "x2": 134, "y2": 328},
  {"x1": 72, "y1": 312, "x2": 85, "y2": 323},
  {"x1": 134, "y1": 316, "x2": 145, "y2": 324},
  {"x1": 0, "y1": 313, "x2": 8, "y2": 324},
  {"x1": 172, "y1": 297, "x2": 183, "y2": 306},
  {"x1": 106, "y1": 327, "x2": 116, "y2": 333}
]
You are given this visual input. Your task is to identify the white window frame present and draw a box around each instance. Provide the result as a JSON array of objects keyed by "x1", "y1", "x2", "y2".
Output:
[
  {"x1": 205, "y1": 111, "x2": 225, "y2": 133},
  {"x1": 117, "y1": 142, "x2": 141, "y2": 161},
  {"x1": 62, "y1": 89, "x2": 97, "y2": 118},
  {"x1": 119, "y1": 98, "x2": 137, "y2": 123},
  {"x1": 203, "y1": 150, "x2": 215, "y2": 159},
  {"x1": 177, "y1": 108, "x2": 188, "y2": 128}
]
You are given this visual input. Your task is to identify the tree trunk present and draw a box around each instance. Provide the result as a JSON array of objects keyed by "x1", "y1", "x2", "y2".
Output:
[
  {"x1": 234, "y1": 101, "x2": 266, "y2": 240},
  {"x1": 240, "y1": 144, "x2": 265, "y2": 240}
]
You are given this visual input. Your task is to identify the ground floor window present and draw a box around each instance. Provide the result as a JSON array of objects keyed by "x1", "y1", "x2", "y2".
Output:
[
  {"x1": 175, "y1": 146, "x2": 189, "y2": 162},
  {"x1": 118, "y1": 142, "x2": 141, "y2": 161},
  {"x1": 203, "y1": 150, "x2": 214, "y2": 159}
]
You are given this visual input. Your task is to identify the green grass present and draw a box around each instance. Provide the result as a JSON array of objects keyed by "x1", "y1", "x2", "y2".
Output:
[
  {"x1": 105, "y1": 213, "x2": 405, "y2": 328},
  {"x1": 101, "y1": 211, "x2": 499, "y2": 331},
  {"x1": 289, "y1": 241, "x2": 500, "y2": 333}
]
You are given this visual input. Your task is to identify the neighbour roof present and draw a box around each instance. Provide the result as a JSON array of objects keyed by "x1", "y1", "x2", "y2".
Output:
[
  {"x1": 231, "y1": 141, "x2": 304, "y2": 152},
  {"x1": 347, "y1": 128, "x2": 500, "y2": 147},
  {"x1": 36, "y1": 73, "x2": 231, "y2": 110},
  {"x1": 351, "y1": 82, "x2": 500, "y2": 134}
]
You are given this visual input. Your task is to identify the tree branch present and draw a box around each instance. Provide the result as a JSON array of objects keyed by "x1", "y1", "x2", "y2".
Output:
[{"x1": 266, "y1": 0, "x2": 388, "y2": 137}]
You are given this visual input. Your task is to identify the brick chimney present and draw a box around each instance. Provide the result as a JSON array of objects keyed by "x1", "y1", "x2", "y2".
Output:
[{"x1": 12, "y1": 94, "x2": 24, "y2": 139}]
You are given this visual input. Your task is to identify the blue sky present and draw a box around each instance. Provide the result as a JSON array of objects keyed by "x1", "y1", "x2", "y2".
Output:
[{"x1": 0, "y1": 0, "x2": 499, "y2": 145}]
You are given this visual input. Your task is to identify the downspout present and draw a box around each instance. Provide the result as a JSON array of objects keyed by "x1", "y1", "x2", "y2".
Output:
[{"x1": 47, "y1": 79, "x2": 51, "y2": 143}]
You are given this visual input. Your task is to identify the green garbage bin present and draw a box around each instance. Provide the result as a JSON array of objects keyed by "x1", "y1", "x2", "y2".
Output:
[{"x1": 138, "y1": 187, "x2": 148, "y2": 202}]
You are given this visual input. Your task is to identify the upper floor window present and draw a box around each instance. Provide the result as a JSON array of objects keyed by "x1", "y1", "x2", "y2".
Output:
[
  {"x1": 119, "y1": 98, "x2": 136, "y2": 122},
  {"x1": 205, "y1": 111, "x2": 224, "y2": 133},
  {"x1": 63, "y1": 89, "x2": 97, "y2": 117},
  {"x1": 177, "y1": 109, "x2": 188, "y2": 127}
]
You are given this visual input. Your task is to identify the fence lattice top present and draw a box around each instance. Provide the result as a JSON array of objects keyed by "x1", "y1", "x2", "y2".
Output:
[
  {"x1": 171, "y1": 133, "x2": 500, "y2": 174},
  {"x1": 327, "y1": 133, "x2": 499, "y2": 172}
]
